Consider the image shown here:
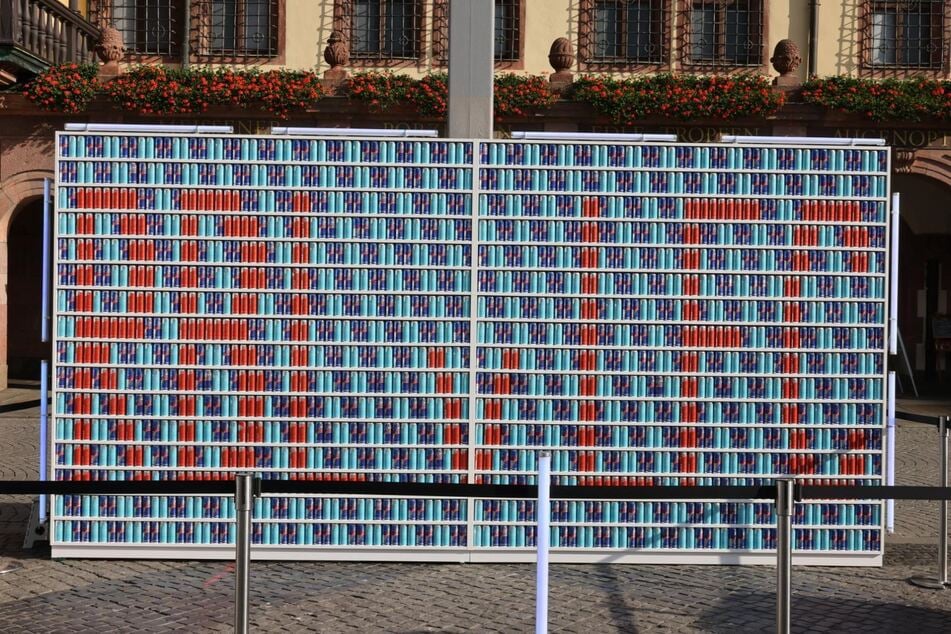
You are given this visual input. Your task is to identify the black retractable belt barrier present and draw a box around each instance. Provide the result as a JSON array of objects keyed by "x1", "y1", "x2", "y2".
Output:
[
  {"x1": 895, "y1": 410, "x2": 945, "y2": 427},
  {"x1": 5, "y1": 480, "x2": 951, "y2": 500},
  {"x1": 8, "y1": 478, "x2": 951, "y2": 634}
]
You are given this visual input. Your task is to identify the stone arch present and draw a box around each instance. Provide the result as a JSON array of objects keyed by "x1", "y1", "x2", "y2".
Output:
[
  {"x1": 0, "y1": 170, "x2": 53, "y2": 236},
  {"x1": 898, "y1": 149, "x2": 951, "y2": 191},
  {"x1": 891, "y1": 155, "x2": 951, "y2": 392},
  {"x1": 0, "y1": 170, "x2": 54, "y2": 389}
]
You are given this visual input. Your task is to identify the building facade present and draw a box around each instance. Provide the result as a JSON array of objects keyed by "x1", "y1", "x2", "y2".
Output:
[{"x1": 0, "y1": 0, "x2": 949, "y2": 390}]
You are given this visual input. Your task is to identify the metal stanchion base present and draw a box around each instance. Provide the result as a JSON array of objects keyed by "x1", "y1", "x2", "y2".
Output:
[
  {"x1": 22, "y1": 499, "x2": 48, "y2": 549},
  {"x1": 908, "y1": 576, "x2": 948, "y2": 590}
]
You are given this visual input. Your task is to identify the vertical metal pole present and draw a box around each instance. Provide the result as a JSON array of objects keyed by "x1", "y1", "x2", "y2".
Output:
[
  {"x1": 886, "y1": 371, "x2": 896, "y2": 532},
  {"x1": 39, "y1": 360, "x2": 48, "y2": 523},
  {"x1": 776, "y1": 479, "x2": 794, "y2": 634},
  {"x1": 940, "y1": 416, "x2": 949, "y2": 585},
  {"x1": 808, "y1": 0, "x2": 820, "y2": 77},
  {"x1": 40, "y1": 178, "x2": 51, "y2": 524},
  {"x1": 235, "y1": 474, "x2": 253, "y2": 634},
  {"x1": 535, "y1": 452, "x2": 551, "y2": 634},
  {"x1": 42, "y1": 178, "x2": 51, "y2": 344},
  {"x1": 181, "y1": 0, "x2": 192, "y2": 68}
]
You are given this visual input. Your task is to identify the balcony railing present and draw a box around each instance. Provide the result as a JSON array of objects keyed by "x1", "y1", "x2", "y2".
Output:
[{"x1": 0, "y1": 0, "x2": 100, "y2": 77}]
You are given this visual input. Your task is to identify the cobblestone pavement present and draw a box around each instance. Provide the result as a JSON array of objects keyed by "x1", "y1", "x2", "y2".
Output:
[{"x1": 0, "y1": 396, "x2": 948, "y2": 632}]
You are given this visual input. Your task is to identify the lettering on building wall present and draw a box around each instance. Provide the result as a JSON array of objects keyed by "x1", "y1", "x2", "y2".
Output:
[
  {"x1": 830, "y1": 128, "x2": 951, "y2": 148},
  {"x1": 589, "y1": 126, "x2": 761, "y2": 142},
  {"x1": 382, "y1": 122, "x2": 434, "y2": 131},
  {"x1": 168, "y1": 119, "x2": 276, "y2": 135}
]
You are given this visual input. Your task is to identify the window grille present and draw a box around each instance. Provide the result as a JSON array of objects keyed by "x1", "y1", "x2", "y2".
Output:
[
  {"x1": 92, "y1": 0, "x2": 182, "y2": 56},
  {"x1": 336, "y1": 0, "x2": 423, "y2": 60},
  {"x1": 194, "y1": 0, "x2": 279, "y2": 57},
  {"x1": 494, "y1": 0, "x2": 521, "y2": 61},
  {"x1": 432, "y1": 0, "x2": 522, "y2": 64},
  {"x1": 865, "y1": 0, "x2": 945, "y2": 69},
  {"x1": 587, "y1": 0, "x2": 666, "y2": 64},
  {"x1": 683, "y1": 0, "x2": 763, "y2": 67}
]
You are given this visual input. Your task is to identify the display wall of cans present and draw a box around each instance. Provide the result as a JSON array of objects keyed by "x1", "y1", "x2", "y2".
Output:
[{"x1": 52, "y1": 134, "x2": 890, "y2": 561}]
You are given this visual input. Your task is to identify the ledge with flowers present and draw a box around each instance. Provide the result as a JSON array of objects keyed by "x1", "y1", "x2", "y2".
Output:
[{"x1": 11, "y1": 63, "x2": 951, "y2": 128}]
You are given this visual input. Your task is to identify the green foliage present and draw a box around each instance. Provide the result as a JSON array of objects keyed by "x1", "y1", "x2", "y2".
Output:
[
  {"x1": 802, "y1": 76, "x2": 951, "y2": 122},
  {"x1": 23, "y1": 63, "x2": 100, "y2": 113},
  {"x1": 571, "y1": 74, "x2": 785, "y2": 124}
]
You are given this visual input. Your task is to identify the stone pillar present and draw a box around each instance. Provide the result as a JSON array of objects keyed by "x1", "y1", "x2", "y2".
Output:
[{"x1": 447, "y1": 0, "x2": 495, "y2": 139}]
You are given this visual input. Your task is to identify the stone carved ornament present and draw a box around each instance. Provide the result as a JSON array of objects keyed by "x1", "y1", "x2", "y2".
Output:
[
  {"x1": 95, "y1": 25, "x2": 125, "y2": 64},
  {"x1": 770, "y1": 39, "x2": 802, "y2": 77},
  {"x1": 324, "y1": 31, "x2": 349, "y2": 69},
  {"x1": 549, "y1": 37, "x2": 574, "y2": 73}
]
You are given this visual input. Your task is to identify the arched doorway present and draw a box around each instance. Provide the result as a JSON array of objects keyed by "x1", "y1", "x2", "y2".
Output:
[
  {"x1": 6, "y1": 197, "x2": 49, "y2": 383},
  {"x1": 894, "y1": 173, "x2": 951, "y2": 394}
]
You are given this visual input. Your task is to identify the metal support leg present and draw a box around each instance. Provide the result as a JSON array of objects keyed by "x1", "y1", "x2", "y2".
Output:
[
  {"x1": 910, "y1": 416, "x2": 950, "y2": 589},
  {"x1": 235, "y1": 474, "x2": 254, "y2": 633},
  {"x1": 776, "y1": 479, "x2": 794, "y2": 634},
  {"x1": 941, "y1": 415, "x2": 949, "y2": 586},
  {"x1": 535, "y1": 452, "x2": 551, "y2": 634}
]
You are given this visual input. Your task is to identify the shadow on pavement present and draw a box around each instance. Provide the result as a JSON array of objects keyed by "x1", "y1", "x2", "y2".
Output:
[
  {"x1": 0, "y1": 400, "x2": 43, "y2": 415},
  {"x1": 593, "y1": 563, "x2": 640, "y2": 633},
  {"x1": 0, "y1": 500, "x2": 44, "y2": 559},
  {"x1": 696, "y1": 591, "x2": 951, "y2": 633}
]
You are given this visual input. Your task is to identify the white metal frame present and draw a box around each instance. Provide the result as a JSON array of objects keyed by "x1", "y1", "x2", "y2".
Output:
[{"x1": 50, "y1": 132, "x2": 890, "y2": 565}]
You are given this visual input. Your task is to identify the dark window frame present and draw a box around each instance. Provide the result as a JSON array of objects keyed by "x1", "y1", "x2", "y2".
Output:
[
  {"x1": 432, "y1": 0, "x2": 525, "y2": 69},
  {"x1": 192, "y1": 0, "x2": 284, "y2": 63},
  {"x1": 91, "y1": 0, "x2": 185, "y2": 61},
  {"x1": 335, "y1": 0, "x2": 427, "y2": 67},
  {"x1": 91, "y1": 0, "x2": 284, "y2": 64},
  {"x1": 679, "y1": 0, "x2": 766, "y2": 71},
  {"x1": 861, "y1": 0, "x2": 948, "y2": 76},
  {"x1": 578, "y1": 0, "x2": 671, "y2": 71}
]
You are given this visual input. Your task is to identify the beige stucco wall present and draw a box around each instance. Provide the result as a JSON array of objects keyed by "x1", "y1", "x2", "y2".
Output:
[
  {"x1": 768, "y1": 0, "x2": 810, "y2": 80},
  {"x1": 102, "y1": 1, "x2": 946, "y2": 79},
  {"x1": 55, "y1": 0, "x2": 88, "y2": 15},
  {"x1": 291, "y1": 0, "x2": 814, "y2": 81},
  {"x1": 814, "y1": 0, "x2": 861, "y2": 77},
  {"x1": 285, "y1": 0, "x2": 336, "y2": 70}
]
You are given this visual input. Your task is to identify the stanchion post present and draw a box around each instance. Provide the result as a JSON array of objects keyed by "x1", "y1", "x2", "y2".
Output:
[
  {"x1": 776, "y1": 478, "x2": 794, "y2": 634},
  {"x1": 910, "y1": 415, "x2": 950, "y2": 590},
  {"x1": 235, "y1": 473, "x2": 254, "y2": 634},
  {"x1": 535, "y1": 452, "x2": 551, "y2": 634},
  {"x1": 941, "y1": 415, "x2": 949, "y2": 586}
]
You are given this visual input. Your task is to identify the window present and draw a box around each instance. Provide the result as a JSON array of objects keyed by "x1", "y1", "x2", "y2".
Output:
[
  {"x1": 337, "y1": 0, "x2": 422, "y2": 60},
  {"x1": 866, "y1": 0, "x2": 945, "y2": 69},
  {"x1": 432, "y1": 0, "x2": 523, "y2": 65},
  {"x1": 100, "y1": 0, "x2": 182, "y2": 56},
  {"x1": 684, "y1": 0, "x2": 763, "y2": 66},
  {"x1": 589, "y1": 0, "x2": 666, "y2": 64},
  {"x1": 94, "y1": 0, "x2": 279, "y2": 59},
  {"x1": 195, "y1": 0, "x2": 279, "y2": 57},
  {"x1": 494, "y1": 0, "x2": 521, "y2": 62}
]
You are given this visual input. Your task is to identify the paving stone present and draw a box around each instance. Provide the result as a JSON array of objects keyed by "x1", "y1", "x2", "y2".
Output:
[{"x1": 0, "y1": 397, "x2": 948, "y2": 631}]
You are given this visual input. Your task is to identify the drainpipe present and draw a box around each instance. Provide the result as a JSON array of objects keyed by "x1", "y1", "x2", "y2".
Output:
[
  {"x1": 808, "y1": 0, "x2": 819, "y2": 77},
  {"x1": 181, "y1": 0, "x2": 191, "y2": 68}
]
